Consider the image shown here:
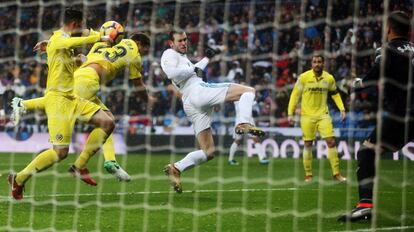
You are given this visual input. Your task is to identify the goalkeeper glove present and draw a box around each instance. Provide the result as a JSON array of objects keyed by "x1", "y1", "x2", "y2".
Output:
[
  {"x1": 195, "y1": 67, "x2": 207, "y2": 82},
  {"x1": 205, "y1": 47, "x2": 217, "y2": 59},
  {"x1": 353, "y1": 78, "x2": 363, "y2": 88}
]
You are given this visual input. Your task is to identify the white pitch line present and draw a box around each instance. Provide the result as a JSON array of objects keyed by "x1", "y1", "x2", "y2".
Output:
[
  {"x1": 0, "y1": 187, "x2": 297, "y2": 200},
  {"x1": 1, "y1": 187, "x2": 413, "y2": 200},
  {"x1": 331, "y1": 225, "x2": 414, "y2": 232}
]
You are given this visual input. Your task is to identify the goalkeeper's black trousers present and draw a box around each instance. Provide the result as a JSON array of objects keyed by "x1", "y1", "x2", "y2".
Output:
[
  {"x1": 356, "y1": 147, "x2": 376, "y2": 203},
  {"x1": 356, "y1": 117, "x2": 414, "y2": 204}
]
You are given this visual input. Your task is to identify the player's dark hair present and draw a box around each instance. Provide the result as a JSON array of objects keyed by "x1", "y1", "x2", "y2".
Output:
[
  {"x1": 169, "y1": 30, "x2": 185, "y2": 41},
  {"x1": 64, "y1": 8, "x2": 83, "y2": 25},
  {"x1": 387, "y1": 11, "x2": 410, "y2": 37},
  {"x1": 130, "y1": 33, "x2": 151, "y2": 46},
  {"x1": 312, "y1": 54, "x2": 324, "y2": 62}
]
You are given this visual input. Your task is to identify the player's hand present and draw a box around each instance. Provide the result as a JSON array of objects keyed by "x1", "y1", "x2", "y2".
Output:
[
  {"x1": 100, "y1": 35, "x2": 114, "y2": 43},
  {"x1": 288, "y1": 115, "x2": 295, "y2": 125},
  {"x1": 75, "y1": 54, "x2": 87, "y2": 66},
  {"x1": 340, "y1": 111, "x2": 346, "y2": 122},
  {"x1": 205, "y1": 47, "x2": 217, "y2": 59},
  {"x1": 33, "y1": 40, "x2": 48, "y2": 53},
  {"x1": 147, "y1": 95, "x2": 156, "y2": 111},
  {"x1": 194, "y1": 67, "x2": 207, "y2": 82}
]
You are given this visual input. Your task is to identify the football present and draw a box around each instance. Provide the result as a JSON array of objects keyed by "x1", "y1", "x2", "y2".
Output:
[{"x1": 99, "y1": 21, "x2": 125, "y2": 44}]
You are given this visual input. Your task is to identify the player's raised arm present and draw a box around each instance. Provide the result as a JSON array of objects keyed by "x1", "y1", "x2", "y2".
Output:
[
  {"x1": 287, "y1": 76, "x2": 303, "y2": 123},
  {"x1": 161, "y1": 49, "x2": 194, "y2": 81}
]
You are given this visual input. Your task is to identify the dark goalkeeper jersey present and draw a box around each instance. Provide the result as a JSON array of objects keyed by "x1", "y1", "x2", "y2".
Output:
[{"x1": 362, "y1": 38, "x2": 414, "y2": 118}]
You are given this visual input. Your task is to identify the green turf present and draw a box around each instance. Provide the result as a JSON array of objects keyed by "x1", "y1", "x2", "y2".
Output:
[{"x1": 0, "y1": 153, "x2": 413, "y2": 231}]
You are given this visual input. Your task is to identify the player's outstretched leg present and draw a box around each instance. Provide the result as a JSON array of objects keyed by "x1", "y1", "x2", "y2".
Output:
[
  {"x1": 10, "y1": 97, "x2": 26, "y2": 126},
  {"x1": 163, "y1": 164, "x2": 182, "y2": 193},
  {"x1": 104, "y1": 160, "x2": 131, "y2": 182},
  {"x1": 68, "y1": 165, "x2": 97, "y2": 186},
  {"x1": 235, "y1": 123, "x2": 265, "y2": 137}
]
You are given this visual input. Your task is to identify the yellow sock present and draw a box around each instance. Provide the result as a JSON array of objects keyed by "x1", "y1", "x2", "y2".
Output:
[
  {"x1": 328, "y1": 147, "x2": 340, "y2": 176},
  {"x1": 16, "y1": 149, "x2": 59, "y2": 185},
  {"x1": 102, "y1": 134, "x2": 116, "y2": 161},
  {"x1": 23, "y1": 97, "x2": 45, "y2": 111},
  {"x1": 74, "y1": 128, "x2": 109, "y2": 169},
  {"x1": 303, "y1": 147, "x2": 313, "y2": 176}
]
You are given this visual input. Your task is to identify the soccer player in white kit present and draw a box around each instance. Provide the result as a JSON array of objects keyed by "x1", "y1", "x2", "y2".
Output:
[{"x1": 161, "y1": 30, "x2": 265, "y2": 193}]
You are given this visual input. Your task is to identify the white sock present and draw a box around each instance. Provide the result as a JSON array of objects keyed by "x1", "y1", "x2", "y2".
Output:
[
  {"x1": 229, "y1": 142, "x2": 239, "y2": 161},
  {"x1": 255, "y1": 142, "x2": 266, "y2": 160},
  {"x1": 234, "y1": 101, "x2": 240, "y2": 124},
  {"x1": 238, "y1": 92, "x2": 255, "y2": 123},
  {"x1": 174, "y1": 150, "x2": 208, "y2": 172}
]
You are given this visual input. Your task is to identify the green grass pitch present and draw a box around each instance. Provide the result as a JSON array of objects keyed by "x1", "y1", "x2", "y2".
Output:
[{"x1": 0, "y1": 153, "x2": 413, "y2": 231}]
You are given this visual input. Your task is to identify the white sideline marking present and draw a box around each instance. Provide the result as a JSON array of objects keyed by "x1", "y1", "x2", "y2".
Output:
[
  {"x1": 332, "y1": 225, "x2": 414, "y2": 232},
  {"x1": 0, "y1": 187, "x2": 297, "y2": 199}
]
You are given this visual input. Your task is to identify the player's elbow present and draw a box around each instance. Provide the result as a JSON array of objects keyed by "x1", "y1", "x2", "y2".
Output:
[{"x1": 246, "y1": 86, "x2": 255, "y2": 94}]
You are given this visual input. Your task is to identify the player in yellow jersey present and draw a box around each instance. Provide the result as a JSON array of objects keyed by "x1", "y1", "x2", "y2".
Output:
[
  {"x1": 69, "y1": 32, "x2": 151, "y2": 184},
  {"x1": 8, "y1": 9, "x2": 115, "y2": 200},
  {"x1": 287, "y1": 54, "x2": 347, "y2": 183},
  {"x1": 12, "y1": 32, "x2": 152, "y2": 185}
]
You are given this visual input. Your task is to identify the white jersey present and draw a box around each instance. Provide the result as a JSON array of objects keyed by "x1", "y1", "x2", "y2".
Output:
[
  {"x1": 160, "y1": 48, "x2": 231, "y2": 136},
  {"x1": 160, "y1": 48, "x2": 209, "y2": 96}
]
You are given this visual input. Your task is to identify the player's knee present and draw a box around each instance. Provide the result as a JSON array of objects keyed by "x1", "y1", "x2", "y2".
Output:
[
  {"x1": 205, "y1": 147, "x2": 215, "y2": 160},
  {"x1": 304, "y1": 141, "x2": 313, "y2": 148},
  {"x1": 102, "y1": 118, "x2": 115, "y2": 134},
  {"x1": 54, "y1": 147, "x2": 69, "y2": 160},
  {"x1": 326, "y1": 139, "x2": 336, "y2": 148},
  {"x1": 357, "y1": 147, "x2": 375, "y2": 168}
]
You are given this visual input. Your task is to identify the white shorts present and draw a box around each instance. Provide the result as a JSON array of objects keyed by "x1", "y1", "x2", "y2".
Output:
[{"x1": 183, "y1": 82, "x2": 231, "y2": 135}]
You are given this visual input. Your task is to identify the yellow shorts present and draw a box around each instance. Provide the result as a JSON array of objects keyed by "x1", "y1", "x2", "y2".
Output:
[
  {"x1": 300, "y1": 114, "x2": 335, "y2": 141},
  {"x1": 45, "y1": 91, "x2": 101, "y2": 145},
  {"x1": 74, "y1": 67, "x2": 109, "y2": 111}
]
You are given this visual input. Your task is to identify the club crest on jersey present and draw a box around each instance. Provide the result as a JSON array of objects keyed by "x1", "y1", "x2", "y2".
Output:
[{"x1": 55, "y1": 133, "x2": 63, "y2": 142}]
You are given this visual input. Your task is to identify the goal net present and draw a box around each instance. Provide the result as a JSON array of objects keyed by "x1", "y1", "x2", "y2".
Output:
[{"x1": 0, "y1": 0, "x2": 413, "y2": 231}]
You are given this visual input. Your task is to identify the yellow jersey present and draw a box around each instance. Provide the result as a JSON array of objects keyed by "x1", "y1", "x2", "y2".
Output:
[
  {"x1": 45, "y1": 29, "x2": 100, "y2": 94},
  {"x1": 81, "y1": 39, "x2": 142, "y2": 83},
  {"x1": 288, "y1": 69, "x2": 344, "y2": 116}
]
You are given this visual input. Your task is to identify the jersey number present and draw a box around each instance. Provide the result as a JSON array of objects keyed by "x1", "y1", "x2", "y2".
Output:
[
  {"x1": 93, "y1": 45, "x2": 127, "y2": 62},
  {"x1": 105, "y1": 46, "x2": 127, "y2": 62},
  {"x1": 92, "y1": 45, "x2": 110, "y2": 54}
]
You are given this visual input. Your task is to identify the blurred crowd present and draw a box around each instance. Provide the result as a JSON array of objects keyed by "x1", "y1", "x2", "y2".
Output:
[{"x1": 0, "y1": 0, "x2": 412, "y2": 136}]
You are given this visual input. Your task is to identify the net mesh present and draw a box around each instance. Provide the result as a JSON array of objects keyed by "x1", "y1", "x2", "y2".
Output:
[{"x1": 0, "y1": 0, "x2": 413, "y2": 231}]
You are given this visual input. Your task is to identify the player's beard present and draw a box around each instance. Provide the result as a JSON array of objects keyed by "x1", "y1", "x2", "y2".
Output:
[
  {"x1": 313, "y1": 67, "x2": 322, "y2": 76},
  {"x1": 178, "y1": 47, "x2": 187, "y2": 54}
]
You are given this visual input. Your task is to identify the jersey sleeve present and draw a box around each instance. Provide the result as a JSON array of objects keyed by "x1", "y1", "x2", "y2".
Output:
[
  {"x1": 52, "y1": 33, "x2": 100, "y2": 50},
  {"x1": 287, "y1": 76, "x2": 304, "y2": 116},
  {"x1": 161, "y1": 49, "x2": 194, "y2": 81},
  {"x1": 328, "y1": 75, "x2": 345, "y2": 111},
  {"x1": 129, "y1": 55, "x2": 142, "y2": 80},
  {"x1": 328, "y1": 74, "x2": 338, "y2": 92}
]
